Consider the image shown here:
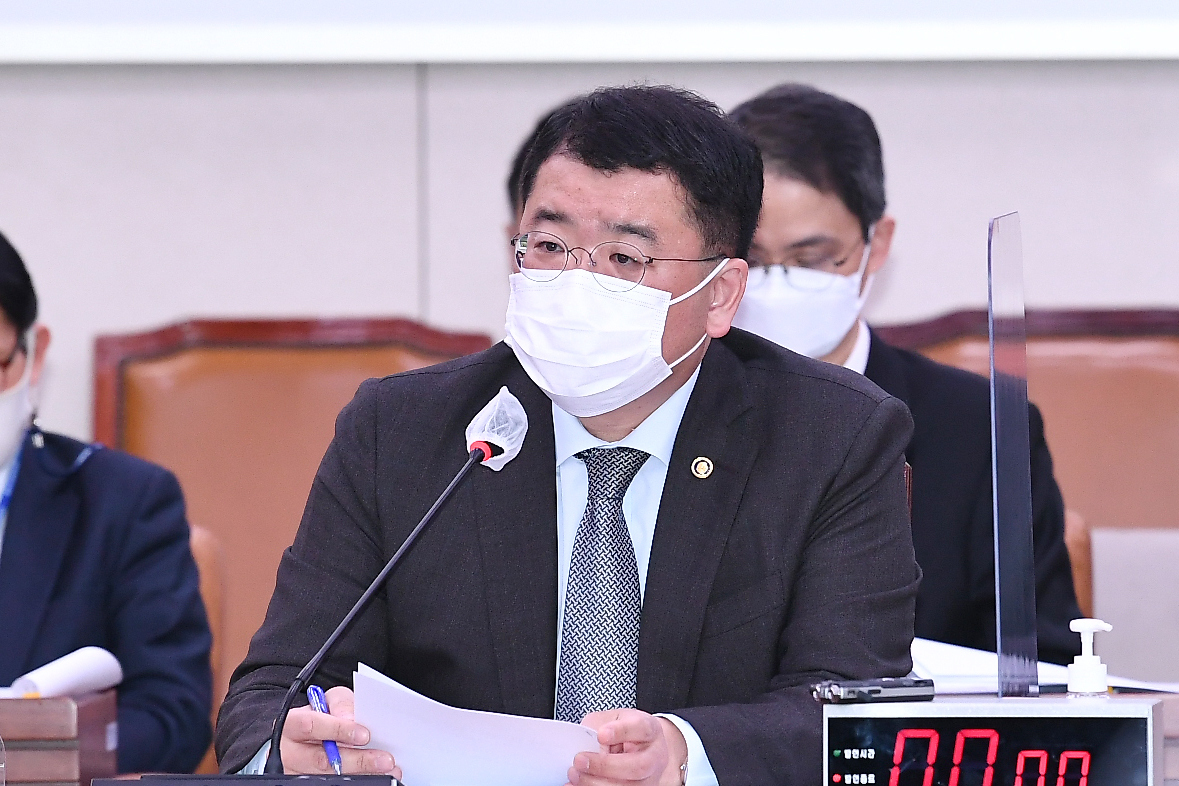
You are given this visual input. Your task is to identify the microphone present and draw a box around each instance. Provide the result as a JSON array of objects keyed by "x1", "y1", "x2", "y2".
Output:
[{"x1": 263, "y1": 386, "x2": 528, "y2": 774}]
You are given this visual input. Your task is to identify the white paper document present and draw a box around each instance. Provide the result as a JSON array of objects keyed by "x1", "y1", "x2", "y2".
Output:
[
  {"x1": 353, "y1": 663, "x2": 599, "y2": 786},
  {"x1": 911, "y1": 637, "x2": 1179, "y2": 694}
]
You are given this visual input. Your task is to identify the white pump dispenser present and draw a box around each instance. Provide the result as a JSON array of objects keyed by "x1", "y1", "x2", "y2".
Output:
[{"x1": 1067, "y1": 618, "x2": 1113, "y2": 694}]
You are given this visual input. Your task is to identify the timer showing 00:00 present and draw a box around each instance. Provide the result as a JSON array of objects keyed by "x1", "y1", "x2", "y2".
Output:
[
  {"x1": 885, "y1": 728, "x2": 1088, "y2": 785},
  {"x1": 825, "y1": 711, "x2": 1151, "y2": 786}
]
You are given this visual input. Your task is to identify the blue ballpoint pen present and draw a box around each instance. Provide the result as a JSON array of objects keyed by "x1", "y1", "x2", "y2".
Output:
[{"x1": 306, "y1": 684, "x2": 344, "y2": 775}]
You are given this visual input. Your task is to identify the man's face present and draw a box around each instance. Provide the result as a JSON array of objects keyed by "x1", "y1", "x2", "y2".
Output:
[
  {"x1": 0, "y1": 319, "x2": 49, "y2": 393},
  {"x1": 0, "y1": 319, "x2": 30, "y2": 393},
  {"x1": 749, "y1": 173, "x2": 883, "y2": 291},
  {"x1": 518, "y1": 153, "x2": 725, "y2": 364}
]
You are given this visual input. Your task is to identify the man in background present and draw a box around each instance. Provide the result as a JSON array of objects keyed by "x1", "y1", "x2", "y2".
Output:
[
  {"x1": 0, "y1": 230, "x2": 212, "y2": 772},
  {"x1": 729, "y1": 83, "x2": 1082, "y2": 664}
]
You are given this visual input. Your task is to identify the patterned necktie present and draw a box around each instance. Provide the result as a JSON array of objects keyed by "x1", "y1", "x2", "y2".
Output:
[{"x1": 555, "y1": 446, "x2": 650, "y2": 723}]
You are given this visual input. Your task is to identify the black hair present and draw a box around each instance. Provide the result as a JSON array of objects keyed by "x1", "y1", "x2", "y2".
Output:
[
  {"x1": 507, "y1": 102, "x2": 573, "y2": 218},
  {"x1": 516, "y1": 85, "x2": 763, "y2": 258},
  {"x1": 729, "y1": 83, "x2": 885, "y2": 241},
  {"x1": 0, "y1": 230, "x2": 38, "y2": 333}
]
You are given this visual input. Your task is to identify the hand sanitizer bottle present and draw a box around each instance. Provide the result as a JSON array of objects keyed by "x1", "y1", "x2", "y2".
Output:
[{"x1": 1067, "y1": 618, "x2": 1113, "y2": 696}]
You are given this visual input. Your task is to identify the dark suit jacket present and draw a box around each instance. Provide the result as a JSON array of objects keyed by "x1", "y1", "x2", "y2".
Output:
[
  {"x1": 217, "y1": 331, "x2": 920, "y2": 784},
  {"x1": 0, "y1": 430, "x2": 212, "y2": 773},
  {"x1": 865, "y1": 332, "x2": 1082, "y2": 664}
]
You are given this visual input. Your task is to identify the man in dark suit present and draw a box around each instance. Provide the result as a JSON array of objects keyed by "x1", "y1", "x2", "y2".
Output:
[
  {"x1": 0, "y1": 231, "x2": 212, "y2": 772},
  {"x1": 729, "y1": 83, "x2": 1082, "y2": 664},
  {"x1": 217, "y1": 86, "x2": 920, "y2": 785}
]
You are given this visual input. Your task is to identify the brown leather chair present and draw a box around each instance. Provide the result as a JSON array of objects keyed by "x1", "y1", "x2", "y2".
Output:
[
  {"x1": 92, "y1": 318, "x2": 492, "y2": 748},
  {"x1": 875, "y1": 309, "x2": 1179, "y2": 615},
  {"x1": 188, "y1": 525, "x2": 224, "y2": 774},
  {"x1": 1063, "y1": 509, "x2": 1092, "y2": 618}
]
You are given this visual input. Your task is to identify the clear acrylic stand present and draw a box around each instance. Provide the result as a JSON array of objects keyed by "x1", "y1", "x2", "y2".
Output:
[{"x1": 988, "y1": 212, "x2": 1039, "y2": 697}]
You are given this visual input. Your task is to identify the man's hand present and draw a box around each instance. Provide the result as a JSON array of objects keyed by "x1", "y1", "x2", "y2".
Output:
[
  {"x1": 280, "y1": 686, "x2": 402, "y2": 777},
  {"x1": 567, "y1": 709, "x2": 688, "y2": 786}
]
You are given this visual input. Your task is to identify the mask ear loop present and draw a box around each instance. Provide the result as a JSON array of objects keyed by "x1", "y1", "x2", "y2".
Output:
[
  {"x1": 852, "y1": 223, "x2": 877, "y2": 283},
  {"x1": 668, "y1": 257, "x2": 730, "y2": 306},
  {"x1": 666, "y1": 257, "x2": 731, "y2": 369},
  {"x1": 853, "y1": 223, "x2": 878, "y2": 299},
  {"x1": 669, "y1": 332, "x2": 708, "y2": 369}
]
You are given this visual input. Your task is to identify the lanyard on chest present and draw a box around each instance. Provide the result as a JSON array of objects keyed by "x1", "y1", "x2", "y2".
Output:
[
  {"x1": 0, "y1": 441, "x2": 25, "y2": 522},
  {"x1": 0, "y1": 431, "x2": 102, "y2": 523}
]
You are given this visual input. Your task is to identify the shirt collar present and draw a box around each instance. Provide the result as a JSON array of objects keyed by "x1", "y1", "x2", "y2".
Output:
[
  {"x1": 553, "y1": 365, "x2": 702, "y2": 468},
  {"x1": 842, "y1": 319, "x2": 872, "y2": 376}
]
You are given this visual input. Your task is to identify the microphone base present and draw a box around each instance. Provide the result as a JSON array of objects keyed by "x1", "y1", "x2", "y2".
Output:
[{"x1": 97, "y1": 777, "x2": 401, "y2": 786}]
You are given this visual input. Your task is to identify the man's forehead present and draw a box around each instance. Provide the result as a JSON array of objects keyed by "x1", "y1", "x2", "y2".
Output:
[
  {"x1": 755, "y1": 174, "x2": 861, "y2": 247},
  {"x1": 524, "y1": 155, "x2": 694, "y2": 244}
]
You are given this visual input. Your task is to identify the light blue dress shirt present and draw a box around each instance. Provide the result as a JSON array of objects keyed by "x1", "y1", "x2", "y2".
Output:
[{"x1": 552, "y1": 366, "x2": 717, "y2": 786}]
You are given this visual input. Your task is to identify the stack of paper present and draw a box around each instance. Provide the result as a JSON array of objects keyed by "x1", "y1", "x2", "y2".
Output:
[{"x1": 353, "y1": 663, "x2": 598, "y2": 786}]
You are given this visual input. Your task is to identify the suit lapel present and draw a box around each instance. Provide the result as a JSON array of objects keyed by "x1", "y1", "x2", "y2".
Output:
[
  {"x1": 0, "y1": 440, "x2": 80, "y2": 681},
  {"x1": 864, "y1": 329, "x2": 912, "y2": 406},
  {"x1": 469, "y1": 366, "x2": 559, "y2": 718},
  {"x1": 637, "y1": 341, "x2": 761, "y2": 711}
]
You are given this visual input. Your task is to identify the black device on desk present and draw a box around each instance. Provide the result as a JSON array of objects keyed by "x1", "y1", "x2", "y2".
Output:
[{"x1": 814, "y1": 677, "x2": 936, "y2": 704}]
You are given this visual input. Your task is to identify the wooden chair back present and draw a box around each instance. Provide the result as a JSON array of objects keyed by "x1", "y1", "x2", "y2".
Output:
[
  {"x1": 188, "y1": 525, "x2": 224, "y2": 773},
  {"x1": 93, "y1": 318, "x2": 492, "y2": 724},
  {"x1": 875, "y1": 309, "x2": 1179, "y2": 623},
  {"x1": 874, "y1": 309, "x2": 1179, "y2": 534}
]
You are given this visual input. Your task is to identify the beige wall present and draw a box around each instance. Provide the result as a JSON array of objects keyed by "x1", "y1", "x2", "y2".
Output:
[{"x1": 2, "y1": 60, "x2": 1178, "y2": 440}]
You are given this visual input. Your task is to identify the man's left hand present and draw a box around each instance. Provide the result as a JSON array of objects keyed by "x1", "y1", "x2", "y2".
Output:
[{"x1": 567, "y1": 709, "x2": 688, "y2": 786}]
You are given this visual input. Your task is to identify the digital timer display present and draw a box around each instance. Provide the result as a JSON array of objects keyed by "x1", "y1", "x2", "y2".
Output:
[{"x1": 827, "y1": 716, "x2": 1149, "y2": 786}]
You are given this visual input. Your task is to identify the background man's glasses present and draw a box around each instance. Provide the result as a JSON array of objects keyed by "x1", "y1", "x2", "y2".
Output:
[
  {"x1": 746, "y1": 240, "x2": 869, "y2": 292},
  {"x1": 511, "y1": 231, "x2": 724, "y2": 293}
]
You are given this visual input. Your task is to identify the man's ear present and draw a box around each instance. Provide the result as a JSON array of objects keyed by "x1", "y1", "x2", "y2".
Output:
[
  {"x1": 865, "y1": 215, "x2": 896, "y2": 282},
  {"x1": 30, "y1": 324, "x2": 50, "y2": 387},
  {"x1": 705, "y1": 259, "x2": 749, "y2": 338}
]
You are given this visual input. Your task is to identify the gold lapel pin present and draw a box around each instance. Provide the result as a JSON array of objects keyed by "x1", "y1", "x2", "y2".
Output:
[{"x1": 691, "y1": 456, "x2": 714, "y2": 479}]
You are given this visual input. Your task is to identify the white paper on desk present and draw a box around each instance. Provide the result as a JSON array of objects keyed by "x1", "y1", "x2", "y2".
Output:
[
  {"x1": 911, "y1": 637, "x2": 1179, "y2": 694},
  {"x1": 353, "y1": 663, "x2": 599, "y2": 786},
  {"x1": 6, "y1": 646, "x2": 122, "y2": 697}
]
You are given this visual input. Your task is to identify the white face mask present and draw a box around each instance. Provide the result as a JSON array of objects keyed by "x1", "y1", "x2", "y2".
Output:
[
  {"x1": 504, "y1": 259, "x2": 728, "y2": 418},
  {"x1": 0, "y1": 330, "x2": 37, "y2": 467},
  {"x1": 732, "y1": 240, "x2": 874, "y2": 359}
]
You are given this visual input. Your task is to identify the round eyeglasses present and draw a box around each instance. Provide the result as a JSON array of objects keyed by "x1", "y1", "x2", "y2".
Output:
[{"x1": 511, "y1": 231, "x2": 725, "y2": 293}]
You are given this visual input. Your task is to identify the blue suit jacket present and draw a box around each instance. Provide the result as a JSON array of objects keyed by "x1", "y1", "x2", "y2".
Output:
[{"x1": 0, "y1": 429, "x2": 212, "y2": 772}]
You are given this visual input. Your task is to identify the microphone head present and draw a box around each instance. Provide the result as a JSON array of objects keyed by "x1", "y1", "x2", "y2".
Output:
[{"x1": 464, "y1": 386, "x2": 528, "y2": 471}]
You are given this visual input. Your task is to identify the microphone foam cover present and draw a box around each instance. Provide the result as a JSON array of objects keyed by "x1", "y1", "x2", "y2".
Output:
[{"x1": 464, "y1": 386, "x2": 529, "y2": 471}]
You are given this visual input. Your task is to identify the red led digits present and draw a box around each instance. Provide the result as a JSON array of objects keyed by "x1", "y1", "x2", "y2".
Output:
[
  {"x1": 1056, "y1": 751, "x2": 1091, "y2": 786},
  {"x1": 889, "y1": 729, "x2": 938, "y2": 786},
  {"x1": 947, "y1": 729, "x2": 999, "y2": 786},
  {"x1": 1014, "y1": 750, "x2": 1049, "y2": 786},
  {"x1": 874, "y1": 727, "x2": 1095, "y2": 786}
]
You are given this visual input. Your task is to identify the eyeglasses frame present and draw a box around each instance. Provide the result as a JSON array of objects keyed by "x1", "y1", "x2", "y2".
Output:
[{"x1": 510, "y1": 231, "x2": 727, "y2": 291}]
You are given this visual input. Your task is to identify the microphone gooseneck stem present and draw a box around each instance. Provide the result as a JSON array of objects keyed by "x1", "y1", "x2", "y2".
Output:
[{"x1": 263, "y1": 447, "x2": 487, "y2": 774}]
